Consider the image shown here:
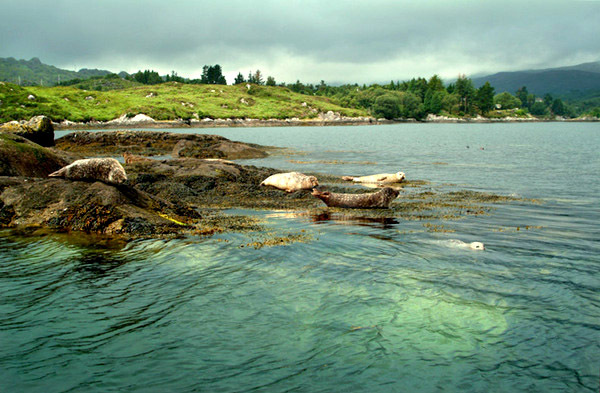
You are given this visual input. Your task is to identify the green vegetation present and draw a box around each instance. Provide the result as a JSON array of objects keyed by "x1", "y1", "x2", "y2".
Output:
[
  {"x1": 0, "y1": 82, "x2": 366, "y2": 123},
  {"x1": 1, "y1": 57, "x2": 599, "y2": 122}
]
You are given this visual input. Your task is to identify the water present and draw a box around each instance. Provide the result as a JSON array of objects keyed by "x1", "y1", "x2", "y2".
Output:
[{"x1": 4, "y1": 123, "x2": 600, "y2": 392}]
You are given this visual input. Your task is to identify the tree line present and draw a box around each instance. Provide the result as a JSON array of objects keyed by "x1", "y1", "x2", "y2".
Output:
[{"x1": 63, "y1": 63, "x2": 585, "y2": 119}]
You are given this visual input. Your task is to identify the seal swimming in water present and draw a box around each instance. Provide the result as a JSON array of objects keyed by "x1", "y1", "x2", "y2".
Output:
[
  {"x1": 260, "y1": 172, "x2": 318, "y2": 192},
  {"x1": 49, "y1": 158, "x2": 127, "y2": 184},
  {"x1": 341, "y1": 171, "x2": 405, "y2": 184},
  {"x1": 439, "y1": 239, "x2": 485, "y2": 250},
  {"x1": 312, "y1": 187, "x2": 399, "y2": 208}
]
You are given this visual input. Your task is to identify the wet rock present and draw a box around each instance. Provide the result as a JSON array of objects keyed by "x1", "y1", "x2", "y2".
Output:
[
  {"x1": 0, "y1": 177, "x2": 200, "y2": 238},
  {"x1": 0, "y1": 115, "x2": 55, "y2": 146},
  {"x1": 56, "y1": 130, "x2": 268, "y2": 159},
  {"x1": 0, "y1": 132, "x2": 69, "y2": 177}
]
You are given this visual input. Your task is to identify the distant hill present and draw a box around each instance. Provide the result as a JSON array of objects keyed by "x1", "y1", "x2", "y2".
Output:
[
  {"x1": 472, "y1": 61, "x2": 600, "y2": 95},
  {"x1": 0, "y1": 57, "x2": 111, "y2": 86}
]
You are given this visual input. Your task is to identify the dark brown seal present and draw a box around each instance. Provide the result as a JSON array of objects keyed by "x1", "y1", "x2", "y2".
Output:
[
  {"x1": 312, "y1": 187, "x2": 399, "y2": 208},
  {"x1": 49, "y1": 158, "x2": 127, "y2": 184}
]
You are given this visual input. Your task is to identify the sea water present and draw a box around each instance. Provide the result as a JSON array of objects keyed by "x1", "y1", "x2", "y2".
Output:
[{"x1": 2, "y1": 123, "x2": 599, "y2": 392}]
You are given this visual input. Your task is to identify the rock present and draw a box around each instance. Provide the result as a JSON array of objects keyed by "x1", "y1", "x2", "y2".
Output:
[
  {"x1": 0, "y1": 132, "x2": 69, "y2": 177},
  {"x1": 55, "y1": 130, "x2": 269, "y2": 159},
  {"x1": 0, "y1": 177, "x2": 200, "y2": 238},
  {"x1": 0, "y1": 115, "x2": 55, "y2": 147},
  {"x1": 172, "y1": 139, "x2": 224, "y2": 159}
]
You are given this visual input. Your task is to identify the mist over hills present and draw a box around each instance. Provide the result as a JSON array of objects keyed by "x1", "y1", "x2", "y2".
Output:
[{"x1": 472, "y1": 61, "x2": 600, "y2": 95}]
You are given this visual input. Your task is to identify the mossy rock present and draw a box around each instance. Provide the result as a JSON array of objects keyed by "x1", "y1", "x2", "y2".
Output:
[{"x1": 0, "y1": 132, "x2": 68, "y2": 177}]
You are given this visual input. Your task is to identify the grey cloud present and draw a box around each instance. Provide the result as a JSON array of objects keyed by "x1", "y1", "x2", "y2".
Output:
[{"x1": 1, "y1": 0, "x2": 599, "y2": 83}]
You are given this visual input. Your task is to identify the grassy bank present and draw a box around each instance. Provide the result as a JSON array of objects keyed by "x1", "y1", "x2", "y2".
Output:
[{"x1": 0, "y1": 82, "x2": 367, "y2": 123}]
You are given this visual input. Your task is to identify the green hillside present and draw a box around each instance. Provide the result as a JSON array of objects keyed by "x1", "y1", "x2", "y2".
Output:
[
  {"x1": 0, "y1": 82, "x2": 367, "y2": 123},
  {"x1": 0, "y1": 57, "x2": 111, "y2": 86}
]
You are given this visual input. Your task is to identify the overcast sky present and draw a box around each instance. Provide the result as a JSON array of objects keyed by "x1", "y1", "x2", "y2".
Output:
[{"x1": 2, "y1": 0, "x2": 599, "y2": 84}]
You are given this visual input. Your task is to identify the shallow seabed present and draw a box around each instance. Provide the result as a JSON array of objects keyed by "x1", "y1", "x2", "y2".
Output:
[{"x1": 3, "y1": 123, "x2": 599, "y2": 392}]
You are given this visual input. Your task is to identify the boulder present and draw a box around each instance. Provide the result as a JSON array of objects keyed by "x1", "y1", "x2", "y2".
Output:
[
  {"x1": 0, "y1": 115, "x2": 55, "y2": 147},
  {"x1": 0, "y1": 132, "x2": 69, "y2": 177}
]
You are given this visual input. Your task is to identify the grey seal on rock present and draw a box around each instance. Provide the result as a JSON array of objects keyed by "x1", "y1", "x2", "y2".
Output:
[
  {"x1": 49, "y1": 158, "x2": 127, "y2": 184},
  {"x1": 342, "y1": 171, "x2": 405, "y2": 184},
  {"x1": 312, "y1": 187, "x2": 399, "y2": 208},
  {"x1": 260, "y1": 172, "x2": 318, "y2": 192}
]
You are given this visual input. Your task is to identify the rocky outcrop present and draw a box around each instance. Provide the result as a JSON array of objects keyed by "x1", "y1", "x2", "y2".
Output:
[
  {"x1": 0, "y1": 177, "x2": 200, "y2": 237},
  {"x1": 0, "y1": 115, "x2": 55, "y2": 146},
  {"x1": 55, "y1": 130, "x2": 269, "y2": 159},
  {"x1": 0, "y1": 132, "x2": 69, "y2": 177}
]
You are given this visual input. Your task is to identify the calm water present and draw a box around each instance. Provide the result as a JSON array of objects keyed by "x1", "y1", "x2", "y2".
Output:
[{"x1": 3, "y1": 123, "x2": 599, "y2": 392}]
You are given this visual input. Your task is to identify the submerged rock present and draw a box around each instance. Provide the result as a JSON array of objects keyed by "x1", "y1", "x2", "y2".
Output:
[{"x1": 0, "y1": 115, "x2": 55, "y2": 147}]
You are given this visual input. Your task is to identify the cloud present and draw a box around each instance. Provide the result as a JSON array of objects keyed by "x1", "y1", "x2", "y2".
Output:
[{"x1": 1, "y1": 0, "x2": 599, "y2": 83}]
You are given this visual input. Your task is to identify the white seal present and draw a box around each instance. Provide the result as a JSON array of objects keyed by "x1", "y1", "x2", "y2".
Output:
[{"x1": 260, "y1": 172, "x2": 318, "y2": 192}]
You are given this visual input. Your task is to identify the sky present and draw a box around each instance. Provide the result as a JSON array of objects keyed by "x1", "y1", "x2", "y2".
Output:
[{"x1": 2, "y1": 0, "x2": 599, "y2": 85}]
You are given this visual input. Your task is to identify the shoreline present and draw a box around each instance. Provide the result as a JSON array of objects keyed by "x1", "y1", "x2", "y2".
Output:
[{"x1": 53, "y1": 115, "x2": 599, "y2": 130}]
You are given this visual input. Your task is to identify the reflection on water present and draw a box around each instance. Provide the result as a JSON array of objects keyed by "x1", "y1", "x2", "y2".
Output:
[{"x1": 2, "y1": 123, "x2": 599, "y2": 392}]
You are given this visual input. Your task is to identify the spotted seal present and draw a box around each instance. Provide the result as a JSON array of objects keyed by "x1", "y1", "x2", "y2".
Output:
[
  {"x1": 49, "y1": 158, "x2": 127, "y2": 184},
  {"x1": 260, "y1": 172, "x2": 319, "y2": 192},
  {"x1": 342, "y1": 171, "x2": 405, "y2": 184},
  {"x1": 312, "y1": 187, "x2": 399, "y2": 208}
]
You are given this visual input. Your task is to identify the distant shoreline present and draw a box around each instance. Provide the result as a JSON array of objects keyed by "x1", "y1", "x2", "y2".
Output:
[{"x1": 53, "y1": 116, "x2": 599, "y2": 130}]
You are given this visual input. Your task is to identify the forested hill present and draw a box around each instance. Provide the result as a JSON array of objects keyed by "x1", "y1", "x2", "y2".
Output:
[
  {"x1": 0, "y1": 57, "x2": 111, "y2": 86},
  {"x1": 472, "y1": 62, "x2": 600, "y2": 95}
]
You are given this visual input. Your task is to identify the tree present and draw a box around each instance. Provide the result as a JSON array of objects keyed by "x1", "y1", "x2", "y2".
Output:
[
  {"x1": 494, "y1": 92, "x2": 521, "y2": 109},
  {"x1": 427, "y1": 74, "x2": 445, "y2": 92},
  {"x1": 373, "y1": 94, "x2": 401, "y2": 119},
  {"x1": 455, "y1": 74, "x2": 475, "y2": 114},
  {"x1": 265, "y1": 76, "x2": 276, "y2": 86},
  {"x1": 201, "y1": 65, "x2": 226, "y2": 84},
  {"x1": 133, "y1": 70, "x2": 162, "y2": 85},
  {"x1": 424, "y1": 90, "x2": 446, "y2": 114},
  {"x1": 234, "y1": 72, "x2": 245, "y2": 84},
  {"x1": 530, "y1": 101, "x2": 549, "y2": 116},
  {"x1": 551, "y1": 98, "x2": 566, "y2": 116},
  {"x1": 398, "y1": 91, "x2": 425, "y2": 119},
  {"x1": 515, "y1": 86, "x2": 529, "y2": 109},
  {"x1": 475, "y1": 81, "x2": 495, "y2": 114}
]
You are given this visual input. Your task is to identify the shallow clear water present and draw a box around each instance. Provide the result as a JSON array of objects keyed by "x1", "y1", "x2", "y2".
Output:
[{"x1": 5, "y1": 123, "x2": 600, "y2": 392}]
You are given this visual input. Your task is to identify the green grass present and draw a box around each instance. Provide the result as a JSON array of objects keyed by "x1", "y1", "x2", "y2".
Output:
[{"x1": 0, "y1": 82, "x2": 367, "y2": 123}]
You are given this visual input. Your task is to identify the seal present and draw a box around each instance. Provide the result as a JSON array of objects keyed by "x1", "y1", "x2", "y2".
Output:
[
  {"x1": 442, "y1": 239, "x2": 485, "y2": 251},
  {"x1": 260, "y1": 172, "x2": 318, "y2": 193},
  {"x1": 342, "y1": 171, "x2": 405, "y2": 184},
  {"x1": 49, "y1": 158, "x2": 127, "y2": 184},
  {"x1": 123, "y1": 152, "x2": 153, "y2": 164},
  {"x1": 312, "y1": 187, "x2": 399, "y2": 208}
]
